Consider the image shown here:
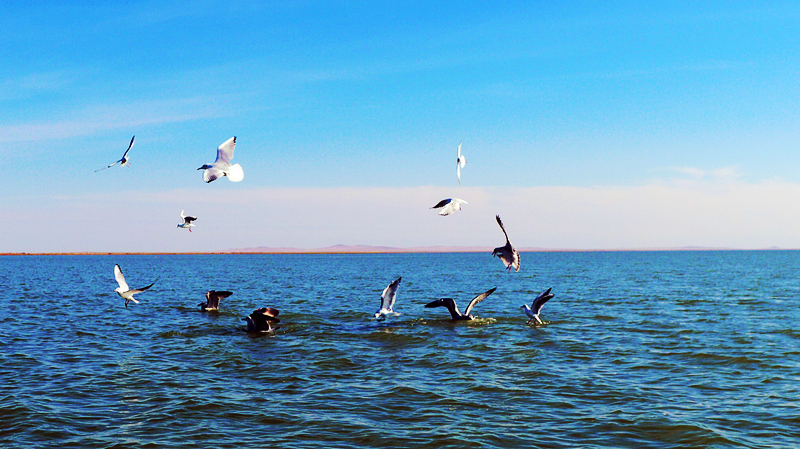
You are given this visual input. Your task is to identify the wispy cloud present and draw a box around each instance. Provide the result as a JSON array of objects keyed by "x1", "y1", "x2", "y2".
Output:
[{"x1": 0, "y1": 94, "x2": 235, "y2": 143}]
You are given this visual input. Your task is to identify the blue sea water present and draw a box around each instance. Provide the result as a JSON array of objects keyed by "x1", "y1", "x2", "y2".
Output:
[{"x1": 1, "y1": 251, "x2": 799, "y2": 448}]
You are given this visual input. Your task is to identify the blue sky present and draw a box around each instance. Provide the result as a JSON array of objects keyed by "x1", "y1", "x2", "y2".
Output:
[{"x1": 3, "y1": 1, "x2": 800, "y2": 252}]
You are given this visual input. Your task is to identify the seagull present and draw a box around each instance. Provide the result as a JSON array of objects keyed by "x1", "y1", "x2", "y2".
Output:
[
  {"x1": 373, "y1": 277, "x2": 402, "y2": 321},
  {"x1": 424, "y1": 287, "x2": 496, "y2": 320},
  {"x1": 242, "y1": 307, "x2": 280, "y2": 332},
  {"x1": 113, "y1": 264, "x2": 155, "y2": 308},
  {"x1": 198, "y1": 136, "x2": 244, "y2": 183},
  {"x1": 177, "y1": 210, "x2": 197, "y2": 232},
  {"x1": 492, "y1": 215, "x2": 520, "y2": 272},
  {"x1": 95, "y1": 135, "x2": 135, "y2": 172},
  {"x1": 520, "y1": 288, "x2": 554, "y2": 325},
  {"x1": 199, "y1": 290, "x2": 233, "y2": 311},
  {"x1": 431, "y1": 198, "x2": 468, "y2": 216},
  {"x1": 456, "y1": 140, "x2": 467, "y2": 185}
]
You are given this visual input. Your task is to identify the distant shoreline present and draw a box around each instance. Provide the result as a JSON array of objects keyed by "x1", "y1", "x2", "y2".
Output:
[{"x1": 1, "y1": 246, "x2": 793, "y2": 256}]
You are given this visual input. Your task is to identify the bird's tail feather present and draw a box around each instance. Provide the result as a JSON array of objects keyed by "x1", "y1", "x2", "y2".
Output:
[{"x1": 227, "y1": 163, "x2": 244, "y2": 182}]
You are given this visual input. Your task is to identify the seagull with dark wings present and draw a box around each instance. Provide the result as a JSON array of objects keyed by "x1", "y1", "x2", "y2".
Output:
[
  {"x1": 492, "y1": 215, "x2": 520, "y2": 272},
  {"x1": 177, "y1": 210, "x2": 197, "y2": 232},
  {"x1": 424, "y1": 287, "x2": 497, "y2": 320},
  {"x1": 242, "y1": 307, "x2": 280, "y2": 332},
  {"x1": 199, "y1": 290, "x2": 233, "y2": 311}
]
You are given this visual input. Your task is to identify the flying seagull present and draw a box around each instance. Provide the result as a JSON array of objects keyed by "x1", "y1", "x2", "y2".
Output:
[
  {"x1": 431, "y1": 198, "x2": 468, "y2": 216},
  {"x1": 177, "y1": 210, "x2": 197, "y2": 232},
  {"x1": 492, "y1": 215, "x2": 520, "y2": 272},
  {"x1": 242, "y1": 307, "x2": 280, "y2": 332},
  {"x1": 424, "y1": 287, "x2": 497, "y2": 320},
  {"x1": 113, "y1": 264, "x2": 155, "y2": 308},
  {"x1": 520, "y1": 288, "x2": 554, "y2": 325},
  {"x1": 456, "y1": 140, "x2": 467, "y2": 185},
  {"x1": 95, "y1": 135, "x2": 135, "y2": 172},
  {"x1": 198, "y1": 136, "x2": 244, "y2": 183},
  {"x1": 373, "y1": 277, "x2": 402, "y2": 321},
  {"x1": 199, "y1": 290, "x2": 233, "y2": 311}
]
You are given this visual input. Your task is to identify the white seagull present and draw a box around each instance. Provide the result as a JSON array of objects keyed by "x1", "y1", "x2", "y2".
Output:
[
  {"x1": 198, "y1": 136, "x2": 244, "y2": 183},
  {"x1": 492, "y1": 215, "x2": 520, "y2": 273},
  {"x1": 520, "y1": 288, "x2": 554, "y2": 325},
  {"x1": 431, "y1": 198, "x2": 468, "y2": 216},
  {"x1": 95, "y1": 135, "x2": 135, "y2": 172},
  {"x1": 456, "y1": 140, "x2": 467, "y2": 185},
  {"x1": 113, "y1": 264, "x2": 155, "y2": 308},
  {"x1": 177, "y1": 210, "x2": 197, "y2": 232},
  {"x1": 373, "y1": 277, "x2": 402, "y2": 321}
]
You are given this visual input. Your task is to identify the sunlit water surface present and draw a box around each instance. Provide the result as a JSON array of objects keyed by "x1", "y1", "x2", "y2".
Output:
[{"x1": 1, "y1": 252, "x2": 798, "y2": 448}]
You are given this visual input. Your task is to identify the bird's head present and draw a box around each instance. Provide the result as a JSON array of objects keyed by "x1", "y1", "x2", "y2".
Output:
[
  {"x1": 114, "y1": 287, "x2": 123, "y2": 293},
  {"x1": 424, "y1": 299, "x2": 442, "y2": 308},
  {"x1": 197, "y1": 164, "x2": 211, "y2": 170}
]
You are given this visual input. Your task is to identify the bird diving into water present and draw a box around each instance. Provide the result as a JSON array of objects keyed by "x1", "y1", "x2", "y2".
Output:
[
  {"x1": 425, "y1": 287, "x2": 497, "y2": 320},
  {"x1": 95, "y1": 135, "x2": 135, "y2": 172},
  {"x1": 177, "y1": 210, "x2": 197, "y2": 232},
  {"x1": 199, "y1": 290, "x2": 233, "y2": 311},
  {"x1": 373, "y1": 277, "x2": 402, "y2": 321},
  {"x1": 113, "y1": 264, "x2": 155, "y2": 308},
  {"x1": 198, "y1": 136, "x2": 244, "y2": 183},
  {"x1": 520, "y1": 288, "x2": 554, "y2": 325},
  {"x1": 242, "y1": 307, "x2": 280, "y2": 332},
  {"x1": 431, "y1": 198, "x2": 468, "y2": 216},
  {"x1": 492, "y1": 215, "x2": 520, "y2": 272},
  {"x1": 456, "y1": 140, "x2": 467, "y2": 185}
]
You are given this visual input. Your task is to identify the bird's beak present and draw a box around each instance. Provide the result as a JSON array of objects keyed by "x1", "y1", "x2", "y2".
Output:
[{"x1": 197, "y1": 166, "x2": 204, "y2": 170}]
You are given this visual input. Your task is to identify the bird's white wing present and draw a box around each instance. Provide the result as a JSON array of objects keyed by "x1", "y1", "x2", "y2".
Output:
[
  {"x1": 457, "y1": 162, "x2": 461, "y2": 185},
  {"x1": 95, "y1": 160, "x2": 120, "y2": 172},
  {"x1": 381, "y1": 277, "x2": 401, "y2": 310},
  {"x1": 180, "y1": 210, "x2": 186, "y2": 219},
  {"x1": 438, "y1": 198, "x2": 467, "y2": 216},
  {"x1": 215, "y1": 136, "x2": 236, "y2": 165},
  {"x1": 464, "y1": 287, "x2": 496, "y2": 316},
  {"x1": 121, "y1": 135, "x2": 135, "y2": 159},
  {"x1": 114, "y1": 264, "x2": 129, "y2": 291}
]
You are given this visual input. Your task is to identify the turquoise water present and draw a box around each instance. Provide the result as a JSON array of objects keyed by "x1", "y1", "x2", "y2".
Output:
[{"x1": 1, "y1": 251, "x2": 798, "y2": 448}]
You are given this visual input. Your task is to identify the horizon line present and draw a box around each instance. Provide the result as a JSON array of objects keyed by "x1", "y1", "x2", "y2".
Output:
[{"x1": 1, "y1": 244, "x2": 793, "y2": 256}]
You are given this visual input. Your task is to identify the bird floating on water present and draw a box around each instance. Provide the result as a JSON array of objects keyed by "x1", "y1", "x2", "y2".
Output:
[
  {"x1": 425, "y1": 287, "x2": 496, "y2": 320},
  {"x1": 177, "y1": 210, "x2": 197, "y2": 232},
  {"x1": 492, "y1": 215, "x2": 520, "y2": 272},
  {"x1": 198, "y1": 136, "x2": 244, "y2": 183},
  {"x1": 456, "y1": 140, "x2": 467, "y2": 185},
  {"x1": 95, "y1": 135, "x2": 135, "y2": 172},
  {"x1": 520, "y1": 288, "x2": 554, "y2": 325},
  {"x1": 242, "y1": 307, "x2": 280, "y2": 332},
  {"x1": 113, "y1": 264, "x2": 155, "y2": 308},
  {"x1": 373, "y1": 277, "x2": 402, "y2": 321},
  {"x1": 199, "y1": 290, "x2": 233, "y2": 311},
  {"x1": 431, "y1": 198, "x2": 467, "y2": 216}
]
